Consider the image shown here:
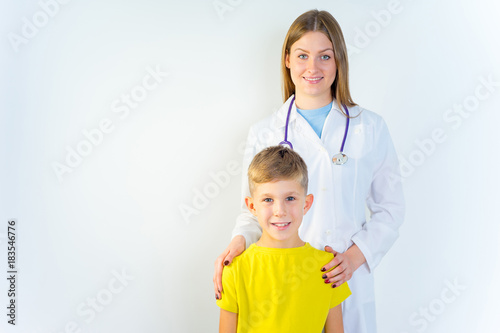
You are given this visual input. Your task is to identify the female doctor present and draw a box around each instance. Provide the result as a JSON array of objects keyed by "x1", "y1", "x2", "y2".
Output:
[{"x1": 213, "y1": 9, "x2": 404, "y2": 333}]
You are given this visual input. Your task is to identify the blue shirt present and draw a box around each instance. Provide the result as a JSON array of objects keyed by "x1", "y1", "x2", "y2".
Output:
[{"x1": 296, "y1": 102, "x2": 332, "y2": 138}]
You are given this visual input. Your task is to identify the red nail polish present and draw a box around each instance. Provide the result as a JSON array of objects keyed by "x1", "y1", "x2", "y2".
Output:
[
  {"x1": 215, "y1": 294, "x2": 219, "y2": 300},
  {"x1": 324, "y1": 279, "x2": 330, "y2": 284},
  {"x1": 332, "y1": 284, "x2": 337, "y2": 288},
  {"x1": 321, "y1": 267, "x2": 326, "y2": 272},
  {"x1": 224, "y1": 260, "x2": 229, "y2": 266},
  {"x1": 322, "y1": 274, "x2": 327, "y2": 279}
]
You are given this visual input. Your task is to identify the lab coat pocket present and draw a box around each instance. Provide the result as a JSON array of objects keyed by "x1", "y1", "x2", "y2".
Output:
[{"x1": 345, "y1": 124, "x2": 373, "y2": 159}]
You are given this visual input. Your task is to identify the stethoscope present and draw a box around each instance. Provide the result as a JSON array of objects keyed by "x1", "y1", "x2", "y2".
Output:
[{"x1": 279, "y1": 96, "x2": 350, "y2": 165}]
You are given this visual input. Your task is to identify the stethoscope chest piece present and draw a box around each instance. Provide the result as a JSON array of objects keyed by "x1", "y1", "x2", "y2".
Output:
[
  {"x1": 280, "y1": 96, "x2": 352, "y2": 166},
  {"x1": 332, "y1": 153, "x2": 348, "y2": 165}
]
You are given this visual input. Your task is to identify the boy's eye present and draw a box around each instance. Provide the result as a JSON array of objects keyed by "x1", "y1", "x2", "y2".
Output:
[
  {"x1": 321, "y1": 55, "x2": 331, "y2": 60},
  {"x1": 263, "y1": 198, "x2": 273, "y2": 202},
  {"x1": 285, "y1": 196, "x2": 296, "y2": 201}
]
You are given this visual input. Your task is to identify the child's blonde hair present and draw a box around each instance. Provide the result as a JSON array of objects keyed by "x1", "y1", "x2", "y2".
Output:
[{"x1": 247, "y1": 146, "x2": 308, "y2": 195}]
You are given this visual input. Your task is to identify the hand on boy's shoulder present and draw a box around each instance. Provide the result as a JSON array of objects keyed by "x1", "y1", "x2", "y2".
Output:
[
  {"x1": 321, "y1": 245, "x2": 358, "y2": 289},
  {"x1": 214, "y1": 235, "x2": 246, "y2": 300}
]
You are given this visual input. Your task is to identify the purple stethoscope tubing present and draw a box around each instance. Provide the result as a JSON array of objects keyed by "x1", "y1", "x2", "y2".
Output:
[
  {"x1": 279, "y1": 96, "x2": 350, "y2": 161},
  {"x1": 340, "y1": 104, "x2": 350, "y2": 154},
  {"x1": 279, "y1": 96, "x2": 296, "y2": 150}
]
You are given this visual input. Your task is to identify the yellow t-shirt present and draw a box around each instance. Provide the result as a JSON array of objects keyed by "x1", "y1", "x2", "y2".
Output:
[{"x1": 216, "y1": 243, "x2": 351, "y2": 332}]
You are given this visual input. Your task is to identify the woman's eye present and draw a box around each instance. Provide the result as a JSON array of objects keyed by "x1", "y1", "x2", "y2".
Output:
[
  {"x1": 321, "y1": 55, "x2": 331, "y2": 60},
  {"x1": 298, "y1": 54, "x2": 308, "y2": 60}
]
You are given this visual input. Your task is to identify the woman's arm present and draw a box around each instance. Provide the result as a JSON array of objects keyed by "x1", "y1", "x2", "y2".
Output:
[
  {"x1": 325, "y1": 304, "x2": 344, "y2": 333},
  {"x1": 322, "y1": 118, "x2": 404, "y2": 286},
  {"x1": 219, "y1": 309, "x2": 238, "y2": 333},
  {"x1": 214, "y1": 235, "x2": 246, "y2": 300}
]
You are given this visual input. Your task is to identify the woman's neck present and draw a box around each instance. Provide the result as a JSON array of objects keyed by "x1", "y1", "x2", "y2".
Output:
[{"x1": 294, "y1": 93, "x2": 333, "y2": 110}]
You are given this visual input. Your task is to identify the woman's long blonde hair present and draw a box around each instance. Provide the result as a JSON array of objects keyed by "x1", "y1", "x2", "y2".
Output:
[{"x1": 281, "y1": 10, "x2": 356, "y2": 113}]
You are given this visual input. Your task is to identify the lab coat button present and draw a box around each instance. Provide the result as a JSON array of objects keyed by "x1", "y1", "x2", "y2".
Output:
[{"x1": 325, "y1": 230, "x2": 332, "y2": 235}]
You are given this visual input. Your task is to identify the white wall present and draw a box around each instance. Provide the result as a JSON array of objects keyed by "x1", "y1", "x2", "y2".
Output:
[{"x1": 1, "y1": 0, "x2": 499, "y2": 332}]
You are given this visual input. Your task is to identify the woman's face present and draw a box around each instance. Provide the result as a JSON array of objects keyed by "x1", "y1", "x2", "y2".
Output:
[{"x1": 285, "y1": 31, "x2": 337, "y2": 104}]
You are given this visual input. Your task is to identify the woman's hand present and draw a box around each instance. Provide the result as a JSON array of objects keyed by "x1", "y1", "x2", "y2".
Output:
[
  {"x1": 214, "y1": 235, "x2": 246, "y2": 300},
  {"x1": 321, "y1": 244, "x2": 366, "y2": 288}
]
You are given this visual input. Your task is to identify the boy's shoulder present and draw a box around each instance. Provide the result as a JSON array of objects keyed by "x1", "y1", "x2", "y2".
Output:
[
  {"x1": 231, "y1": 243, "x2": 334, "y2": 264},
  {"x1": 229, "y1": 243, "x2": 261, "y2": 265},
  {"x1": 223, "y1": 244, "x2": 258, "y2": 269},
  {"x1": 303, "y1": 243, "x2": 335, "y2": 262}
]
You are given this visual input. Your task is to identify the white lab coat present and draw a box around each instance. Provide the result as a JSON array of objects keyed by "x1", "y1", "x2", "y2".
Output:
[{"x1": 232, "y1": 95, "x2": 405, "y2": 333}]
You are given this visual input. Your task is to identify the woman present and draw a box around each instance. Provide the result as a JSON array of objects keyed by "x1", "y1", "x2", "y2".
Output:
[{"x1": 214, "y1": 9, "x2": 404, "y2": 333}]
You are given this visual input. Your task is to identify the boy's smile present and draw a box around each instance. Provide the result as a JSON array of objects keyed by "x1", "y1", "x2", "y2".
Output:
[
  {"x1": 245, "y1": 179, "x2": 313, "y2": 248},
  {"x1": 271, "y1": 222, "x2": 291, "y2": 230}
]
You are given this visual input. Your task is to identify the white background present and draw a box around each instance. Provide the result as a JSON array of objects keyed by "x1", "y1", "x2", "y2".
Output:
[{"x1": 1, "y1": 0, "x2": 499, "y2": 332}]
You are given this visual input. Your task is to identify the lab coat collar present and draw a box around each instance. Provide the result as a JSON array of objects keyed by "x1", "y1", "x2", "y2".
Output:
[{"x1": 274, "y1": 95, "x2": 343, "y2": 129}]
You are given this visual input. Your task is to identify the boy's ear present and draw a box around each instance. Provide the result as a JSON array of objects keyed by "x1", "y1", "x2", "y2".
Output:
[
  {"x1": 303, "y1": 194, "x2": 314, "y2": 215},
  {"x1": 245, "y1": 196, "x2": 257, "y2": 216}
]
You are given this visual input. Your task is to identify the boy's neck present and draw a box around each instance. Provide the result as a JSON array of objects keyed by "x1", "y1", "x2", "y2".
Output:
[{"x1": 256, "y1": 232, "x2": 305, "y2": 249}]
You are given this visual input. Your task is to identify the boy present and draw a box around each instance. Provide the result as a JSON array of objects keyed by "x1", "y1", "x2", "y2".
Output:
[{"x1": 216, "y1": 145, "x2": 351, "y2": 332}]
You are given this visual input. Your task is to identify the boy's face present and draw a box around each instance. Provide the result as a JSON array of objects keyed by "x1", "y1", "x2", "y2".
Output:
[{"x1": 245, "y1": 179, "x2": 313, "y2": 248}]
